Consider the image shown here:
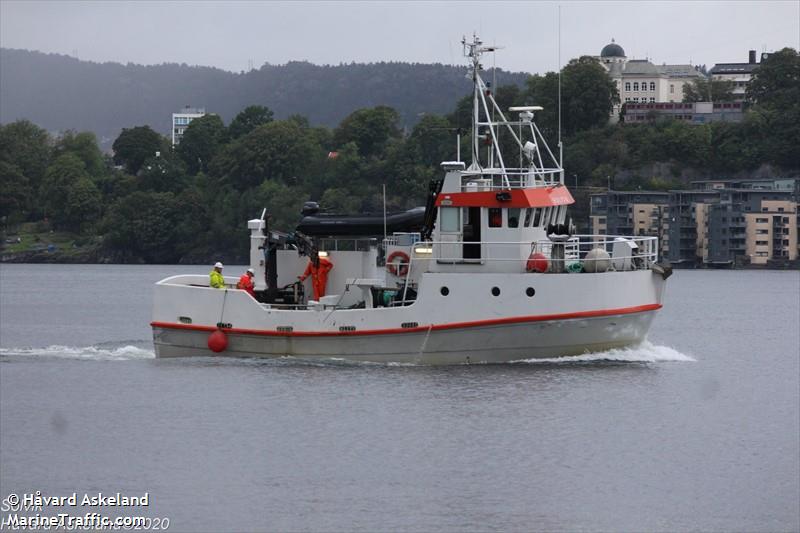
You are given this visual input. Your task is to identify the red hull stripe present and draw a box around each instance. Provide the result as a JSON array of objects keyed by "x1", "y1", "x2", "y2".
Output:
[
  {"x1": 151, "y1": 303, "x2": 661, "y2": 337},
  {"x1": 435, "y1": 186, "x2": 574, "y2": 208}
]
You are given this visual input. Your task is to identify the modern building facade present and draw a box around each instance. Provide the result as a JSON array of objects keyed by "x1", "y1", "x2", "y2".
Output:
[
  {"x1": 589, "y1": 179, "x2": 799, "y2": 267},
  {"x1": 590, "y1": 191, "x2": 671, "y2": 258},
  {"x1": 171, "y1": 107, "x2": 206, "y2": 145}
]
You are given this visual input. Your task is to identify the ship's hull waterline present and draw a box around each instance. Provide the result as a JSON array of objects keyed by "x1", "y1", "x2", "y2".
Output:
[
  {"x1": 153, "y1": 306, "x2": 659, "y2": 364},
  {"x1": 152, "y1": 268, "x2": 666, "y2": 364}
]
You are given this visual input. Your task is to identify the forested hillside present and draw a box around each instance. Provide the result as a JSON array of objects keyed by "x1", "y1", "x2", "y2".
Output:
[
  {"x1": 1, "y1": 48, "x2": 797, "y2": 264},
  {"x1": 0, "y1": 48, "x2": 530, "y2": 146}
]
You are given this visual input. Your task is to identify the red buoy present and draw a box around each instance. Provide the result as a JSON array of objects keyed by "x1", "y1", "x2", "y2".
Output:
[
  {"x1": 207, "y1": 329, "x2": 228, "y2": 353},
  {"x1": 526, "y1": 252, "x2": 548, "y2": 273}
]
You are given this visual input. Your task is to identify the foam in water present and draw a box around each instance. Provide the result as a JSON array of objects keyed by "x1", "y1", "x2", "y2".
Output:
[
  {"x1": 0, "y1": 340, "x2": 692, "y2": 365},
  {"x1": 511, "y1": 340, "x2": 695, "y2": 364},
  {"x1": 0, "y1": 345, "x2": 155, "y2": 361}
]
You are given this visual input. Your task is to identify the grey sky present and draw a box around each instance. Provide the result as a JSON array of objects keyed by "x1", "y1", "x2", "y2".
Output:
[{"x1": 2, "y1": 1, "x2": 798, "y2": 74}]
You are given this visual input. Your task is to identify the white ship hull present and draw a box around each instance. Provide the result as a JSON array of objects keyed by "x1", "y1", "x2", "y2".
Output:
[
  {"x1": 152, "y1": 270, "x2": 665, "y2": 364},
  {"x1": 151, "y1": 37, "x2": 670, "y2": 365}
]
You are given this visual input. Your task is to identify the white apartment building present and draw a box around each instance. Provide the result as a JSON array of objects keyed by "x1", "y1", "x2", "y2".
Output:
[
  {"x1": 595, "y1": 40, "x2": 706, "y2": 121},
  {"x1": 709, "y1": 50, "x2": 770, "y2": 101},
  {"x1": 172, "y1": 106, "x2": 206, "y2": 145}
]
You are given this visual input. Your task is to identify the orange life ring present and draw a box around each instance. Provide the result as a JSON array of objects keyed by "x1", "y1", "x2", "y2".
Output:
[{"x1": 386, "y1": 251, "x2": 410, "y2": 277}]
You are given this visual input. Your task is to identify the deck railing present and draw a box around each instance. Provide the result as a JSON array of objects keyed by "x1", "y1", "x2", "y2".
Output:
[
  {"x1": 394, "y1": 235, "x2": 658, "y2": 275},
  {"x1": 459, "y1": 168, "x2": 562, "y2": 190}
]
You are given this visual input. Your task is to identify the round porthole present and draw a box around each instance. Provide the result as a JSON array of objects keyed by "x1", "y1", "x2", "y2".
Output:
[
  {"x1": 526, "y1": 287, "x2": 535, "y2": 297},
  {"x1": 440, "y1": 286, "x2": 450, "y2": 296},
  {"x1": 491, "y1": 286, "x2": 500, "y2": 296}
]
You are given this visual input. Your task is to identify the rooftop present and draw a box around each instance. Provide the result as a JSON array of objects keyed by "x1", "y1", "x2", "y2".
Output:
[
  {"x1": 601, "y1": 40, "x2": 625, "y2": 58},
  {"x1": 709, "y1": 63, "x2": 760, "y2": 75}
]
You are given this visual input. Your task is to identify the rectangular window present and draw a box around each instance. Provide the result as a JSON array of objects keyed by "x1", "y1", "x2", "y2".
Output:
[
  {"x1": 507, "y1": 208, "x2": 521, "y2": 228},
  {"x1": 523, "y1": 208, "x2": 533, "y2": 227},
  {"x1": 540, "y1": 207, "x2": 551, "y2": 227},
  {"x1": 625, "y1": 82, "x2": 631, "y2": 91},
  {"x1": 440, "y1": 207, "x2": 460, "y2": 232},
  {"x1": 532, "y1": 208, "x2": 541, "y2": 227},
  {"x1": 550, "y1": 206, "x2": 560, "y2": 225},
  {"x1": 488, "y1": 208, "x2": 502, "y2": 228},
  {"x1": 650, "y1": 97, "x2": 655, "y2": 102},
  {"x1": 650, "y1": 82, "x2": 656, "y2": 91},
  {"x1": 756, "y1": 218, "x2": 768, "y2": 223},
  {"x1": 633, "y1": 82, "x2": 639, "y2": 91},
  {"x1": 670, "y1": 84, "x2": 674, "y2": 93}
]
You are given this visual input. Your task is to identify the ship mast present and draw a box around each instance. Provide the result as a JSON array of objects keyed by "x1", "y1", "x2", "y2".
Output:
[{"x1": 461, "y1": 34, "x2": 563, "y2": 189}]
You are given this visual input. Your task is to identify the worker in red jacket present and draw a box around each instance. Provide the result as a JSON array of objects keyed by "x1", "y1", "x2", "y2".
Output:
[
  {"x1": 237, "y1": 268, "x2": 256, "y2": 297},
  {"x1": 299, "y1": 252, "x2": 333, "y2": 301}
]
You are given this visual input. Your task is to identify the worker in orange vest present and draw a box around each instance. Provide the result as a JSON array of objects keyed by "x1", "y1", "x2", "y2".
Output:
[
  {"x1": 299, "y1": 251, "x2": 333, "y2": 301},
  {"x1": 237, "y1": 268, "x2": 256, "y2": 297}
]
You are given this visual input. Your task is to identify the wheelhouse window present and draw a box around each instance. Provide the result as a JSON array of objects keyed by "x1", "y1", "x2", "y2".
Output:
[
  {"x1": 533, "y1": 208, "x2": 542, "y2": 227},
  {"x1": 440, "y1": 207, "x2": 460, "y2": 232},
  {"x1": 488, "y1": 208, "x2": 502, "y2": 228},
  {"x1": 551, "y1": 206, "x2": 561, "y2": 225},
  {"x1": 524, "y1": 208, "x2": 533, "y2": 227},
  {"x1": 540, "y1": 207, "x2": 551, "y2": 227},
  {"x1": 507, "y1": 208, "x2": 521, "y2": 228}
]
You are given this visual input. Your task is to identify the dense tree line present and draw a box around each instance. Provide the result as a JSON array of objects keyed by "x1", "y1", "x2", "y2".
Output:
[{"x1": 1, "y1": 49, "x2": 797, "y2": 263}]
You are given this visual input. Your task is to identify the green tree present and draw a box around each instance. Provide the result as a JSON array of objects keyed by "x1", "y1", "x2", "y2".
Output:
[
  {"x1": 138, "y1": 152, "x2": 189, "y2": 192},
  {"x1": 112, "y1": 126, "x2": 164, "y2": 175},
  {"x1": 0, "y1": 161, "x2": 30, "y2": 222},
  {"x1": 102, "y1": 191, "x2": 180, "y2": 262},
  {"x1": 333, "y1": 106, "x2": 401, "y2": 158},
  {"x1": 41, "y1": 153, "x2": 90, "y2": 227},
  {"x1": 746, "y1": 47, "x2": 800, "y2": 107},
  {"x1": 248, "y1": 180, "x2": 307, "y2": 231},
  {"x1": 746, "y1": 48, "x2": 800, "y2": 168},
  {"x1": 177, "y1": 114, "x2": 227, "y2": 174},
  {"x1": 406, "y1": 114, "x2": 456, "y2": 167},
  {"x1": 320, "y1": 187, "x2": 362, "y2": 214},
  {"x1": 64, "y1": 177, "x2": 102, "y2": 231},
  {"x1": 229, "y1": 105, "x2": 274, "y2": 139},
  {"x1": 561, "y1": 56, "x2": 619, "y2": 136},
  {"x1": 682, "y1": 78, "x2": 735, "y2": 103},
  {"x1": 212, "y1": 120, "x2": 323, "y2": 190},
  {"x1": 0, "y1": 120, "x2": 51, "y2": 217},
  {"x1": 54, "y1": 131, "x2": 106, "y2": 177},
  {"x1": 522, "y1": 72, "x2": 560, "y2": 139}
]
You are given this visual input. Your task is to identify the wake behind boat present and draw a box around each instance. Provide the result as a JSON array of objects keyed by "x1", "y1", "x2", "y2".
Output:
[{"x1": 151, "y1": 36, "x2": 671, "y2": 364}]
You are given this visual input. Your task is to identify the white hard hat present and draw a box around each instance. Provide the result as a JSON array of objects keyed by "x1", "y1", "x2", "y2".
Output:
[
  {"x1": 214, "y1": 262, "x2": 223, "y2": 269},
  {"x1": 247, "y1": 268, "x2": 255, "y2": 274}
]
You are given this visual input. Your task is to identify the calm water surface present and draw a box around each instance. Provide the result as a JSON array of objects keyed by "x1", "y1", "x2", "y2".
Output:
[{"x1": 1, "y1": 265, "x2": 798, "y2": 532}]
